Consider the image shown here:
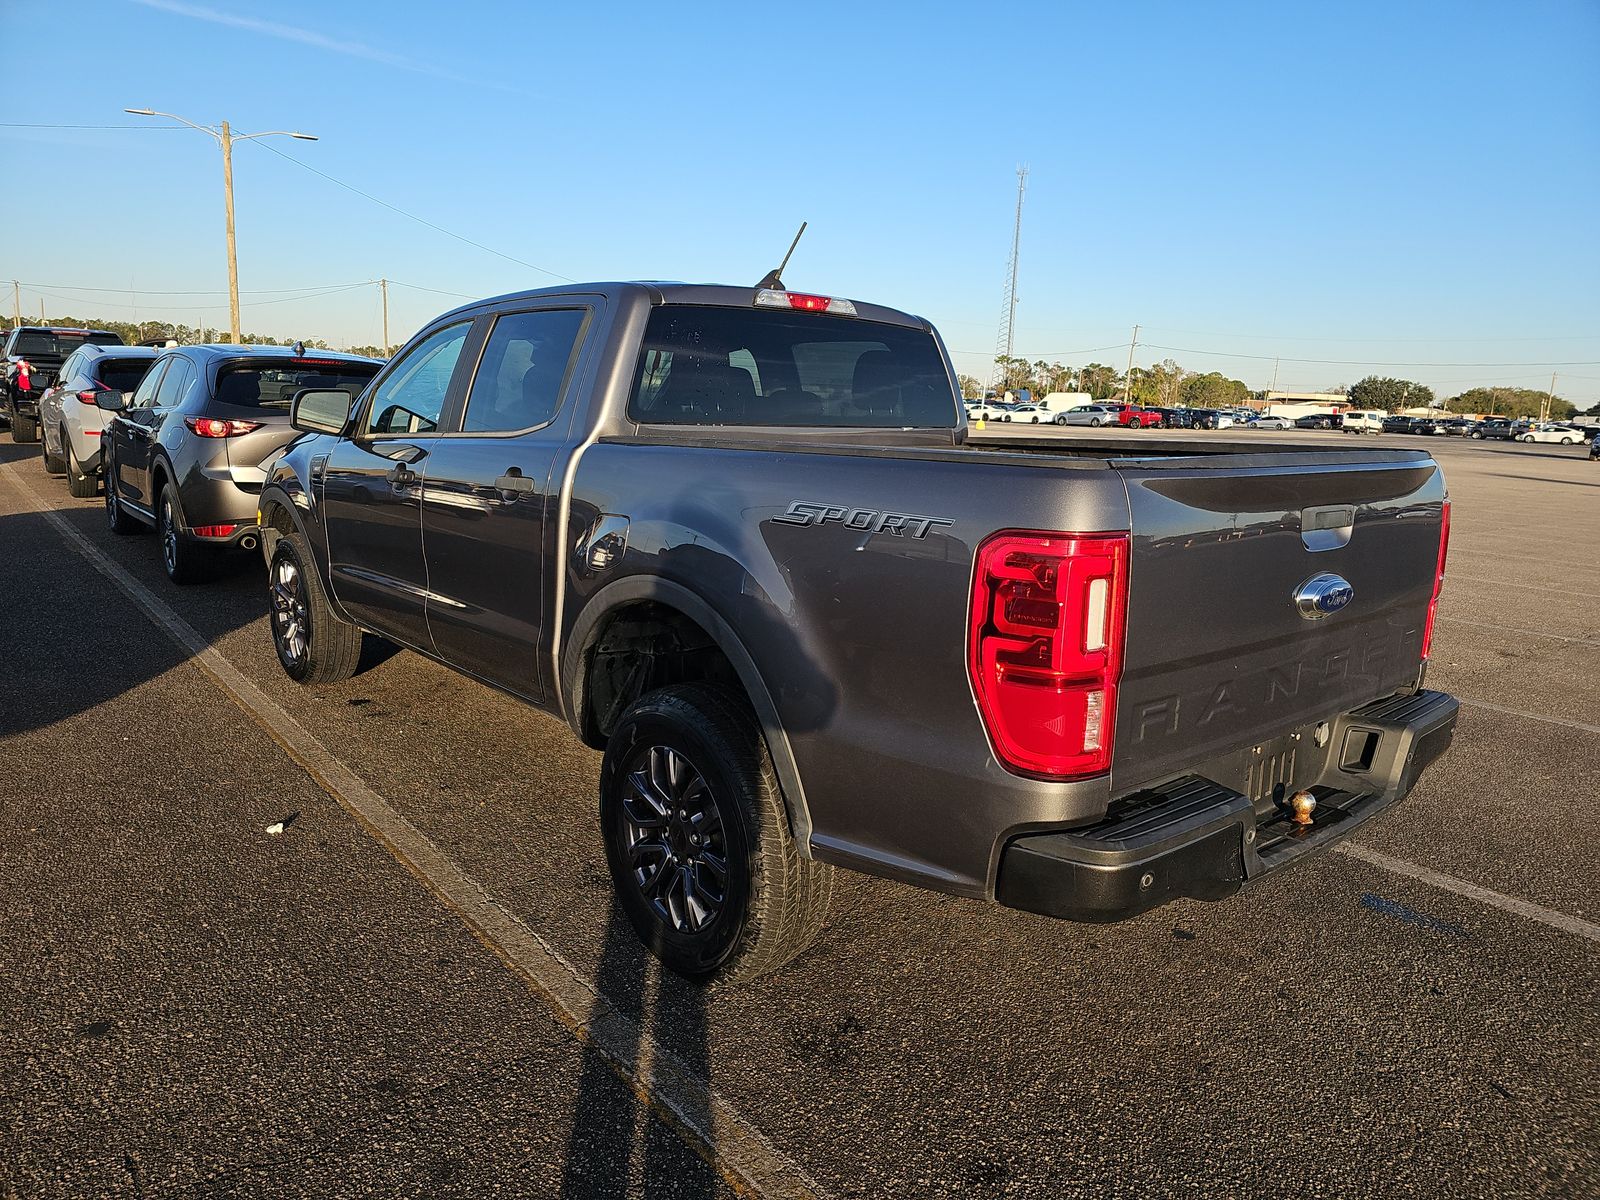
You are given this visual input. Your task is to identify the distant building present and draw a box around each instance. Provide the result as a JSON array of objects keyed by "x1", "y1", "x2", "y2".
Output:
[{"x1": 1261, "y1": 390, "x2": 1348, "y2": 420}]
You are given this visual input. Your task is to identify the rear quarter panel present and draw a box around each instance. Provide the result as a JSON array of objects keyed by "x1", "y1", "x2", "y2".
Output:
[{"x1": 563, "y1": 441, "x2": 1132, "y2": 894}]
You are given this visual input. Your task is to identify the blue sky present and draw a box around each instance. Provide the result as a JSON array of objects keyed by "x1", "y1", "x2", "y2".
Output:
[{"x1": 3, "y1": 0, "x2": 1598, "y2": 402}]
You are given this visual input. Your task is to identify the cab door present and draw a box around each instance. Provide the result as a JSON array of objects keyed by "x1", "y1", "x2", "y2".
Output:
[
  {"x1": 107, "y1": 356, "x2": 171, "y2": 510},
  {"x1": 419, "y1": 305, "x2": 591, "y2": 698},
  {"x1": 321, "y1": 321, "x2": 475, "y2": 650}
]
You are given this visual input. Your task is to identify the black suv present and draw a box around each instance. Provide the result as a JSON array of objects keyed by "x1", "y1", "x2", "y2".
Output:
[
  {"x1": 100, "y1": 345, "x2": 382, "y2": 582},
  {"x1": 4, "y1": 326, "x2": 125, "y2": 443}
]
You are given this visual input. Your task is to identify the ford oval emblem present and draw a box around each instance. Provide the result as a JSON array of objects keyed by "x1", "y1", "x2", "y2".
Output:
[{"x1": 1294, "y1": 573, "x2": 1354, "y2": 620}]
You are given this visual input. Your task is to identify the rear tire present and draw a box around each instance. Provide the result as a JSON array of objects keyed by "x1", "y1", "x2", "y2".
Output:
[
  {"x1": 42, "y1": 428, "x2": 65, "y2": 476},
  {"x1": 11, "y1": 408, "x2": 37, "y2": 443},
  {"x1": 65, "y1": 435, "x2": 97, "y2": 498},
  {"x1": 157, "y1": 483, "x2": 211, "y2": 585},
  {"x1": 270, "y1": 531, "x2": 362, "y2": 684},
  {"x1": 601, "y1": 684, "x2": 834, "y2": 984}
]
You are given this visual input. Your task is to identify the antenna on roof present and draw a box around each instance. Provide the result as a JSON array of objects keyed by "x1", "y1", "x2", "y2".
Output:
[{"x1": 756, "y1": 221, "x2": 807, "y2": 290}]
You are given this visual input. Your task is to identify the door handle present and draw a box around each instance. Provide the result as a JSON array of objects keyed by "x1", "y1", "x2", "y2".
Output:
[
  {"x1": 494, "y1": 468, "x2": 536, "y2": 496},
  {"x1": 386, "y1": 463, "x2": 419, "y2": 487}
]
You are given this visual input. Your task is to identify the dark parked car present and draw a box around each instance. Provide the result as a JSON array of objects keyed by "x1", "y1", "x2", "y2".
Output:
[
  {"x1": 100, "y1": 344, "x2": 382, "y2": 582},
  {"x1": 1591, "y1": 435, "x2": 1600, "y2": 461},
  {"x1": 3, "y1": 325, "x2": 125, "y2": 443},
  {"x1": 1471, "y1": 418, "x2": 1518, "y2": 440},
  {"x1": 37, "y1": 344, "x2": 159, "y2": 497},
  {"x1": 255, "y1": 280, "x2": 1457, "y2": 983},
  {"x1": 1149, "y1": 407, "x2": 1195, "y2": 429},
  {"x1": 1439, "y1": 418, "x2": 1479, "y2": 437},
  {"x1": 1293, "y1": 412, "x2": 1343, "y2": 430}
]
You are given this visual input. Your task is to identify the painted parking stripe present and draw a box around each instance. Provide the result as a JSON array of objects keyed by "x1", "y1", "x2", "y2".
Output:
[
  {"x1": 1336, "y1": 842, "x2": 1600, "y2": 945},
  {"x1": 1437, "y1": 616, "x2": 1600, "y2": 648},
  {"x1": 1450, "y1": 574, "x2": 1600, "y2": 600},
  {"x1": 1459, "y1": 696, "x2": 1600, "y2": 737},
  {"x1": 0, "y1": 462, "x2": 826, "y2": 1200}
]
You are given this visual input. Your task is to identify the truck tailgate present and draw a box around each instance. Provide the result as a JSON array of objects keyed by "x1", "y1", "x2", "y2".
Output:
[{"x1": 1110, "y1": 453, "x2": 1446, "y2": 796}]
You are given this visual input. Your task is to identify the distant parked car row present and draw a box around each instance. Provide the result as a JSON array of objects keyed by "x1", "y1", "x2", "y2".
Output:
[{"x1": 5, "y1": 323, "x2": 383, "y2": 582}]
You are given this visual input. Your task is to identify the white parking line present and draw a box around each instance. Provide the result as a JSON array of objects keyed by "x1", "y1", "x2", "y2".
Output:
[
  {"x1": 1336, "y1": 843, "x2": 1600, "y2": 944},
  {"x1": 0, "y1": 463, "x2": 825, "y2": 1200},
  {"x1": 1451, "y1": 574, "x2": 1600, "y2": 600},
  {"x1": 1437, "y1": 616, "x2": 1600, "y2": 648},
  {"x1": 1460, "y1": 696, "x2": 1600, "y2": 736}
]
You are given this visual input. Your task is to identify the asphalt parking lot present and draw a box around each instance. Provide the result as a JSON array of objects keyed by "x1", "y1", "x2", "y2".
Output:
[{"x1": 1, "y1": 430, "x2": 1595, "y2": 1198}]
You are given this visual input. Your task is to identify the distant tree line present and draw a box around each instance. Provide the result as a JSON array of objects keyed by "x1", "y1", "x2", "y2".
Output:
[
  {"x1": 963, "y1": 356, "x2": 1581, "y2": 419},
  {"x1": 9, "y1": 314, "x2": 335, "y2": 351}
]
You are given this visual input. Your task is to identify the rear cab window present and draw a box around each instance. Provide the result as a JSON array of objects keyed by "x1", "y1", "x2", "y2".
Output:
[
  {"x1": 211, "y1": 358, "x2": 381, "y2": 414},
  {"x1": 96, "y1": 358, "x2": 156, "y2": 394},
  {"x1": 9, "y1": 330, "x2": 122, "y2": 358},
  {"x1": 628, "y1": 305, "x2": 956, "y2": 428}
]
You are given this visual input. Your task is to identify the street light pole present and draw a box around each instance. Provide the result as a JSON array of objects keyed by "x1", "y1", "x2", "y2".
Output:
[{"x1": 124, "y1": 108, "x2": 317, "y2": 344}]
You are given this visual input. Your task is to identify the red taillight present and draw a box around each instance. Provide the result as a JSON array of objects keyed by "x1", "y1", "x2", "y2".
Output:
[
  {"x1": 185, "y1": 416, "x2": 262, "y2": 438},
  {"x1": 191, "y1": 524, "x2": 238, "y2": 538},
  {"x1": 77, "y1": 390, "x2": 99, "y2": 405},
  {"x1": 968, "y1": 531, "x2": 1129, "y2": 779},
  {"x1": 1420, "y1": 501, "x2": 1451, "y2": 661},
  {"x1": 786, "y1": 293, "x2": 831, "y2": 312},
  {"x1": 16, "y1": 361, "x2": 31, "y2": 391}
]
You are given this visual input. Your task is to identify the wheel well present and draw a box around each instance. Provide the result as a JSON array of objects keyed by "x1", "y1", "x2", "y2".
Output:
[
  {"x1": 149, "y1": 456, "x2": 170, "y2": 497},
  {"x1": 577, "y1": 601, "x2": 742, "y2": 749}
]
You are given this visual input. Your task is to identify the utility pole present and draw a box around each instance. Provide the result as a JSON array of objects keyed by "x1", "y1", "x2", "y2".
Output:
[
  {"x1": 992, "y1": 166, "x2": 1028, "y2": 390},
  {"x1": 1270, "y1": 357, "x2": 1279, "y2": 396},
  {"x1": 11, "y1": 281, "x2": 19, "y2": 329},
  {"x1": 1124, "y1": 324, "x2": 1140, "y2": 400},
  {"x1": 1544, "y1": 372, "x2": 1557, "y2": 423},
  {"x1": 124, "y1": 108, "x2": 318, "y2": 344},
  {"x1": 380, "y1": 278, "x2": 390, "y2": 354}
]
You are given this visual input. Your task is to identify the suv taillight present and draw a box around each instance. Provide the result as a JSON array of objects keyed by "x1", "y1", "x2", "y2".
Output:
[
  {"x1": 1421, "y1": 501, "x2": 1450, "y2": 661},
  {"x1": 76, "y1": 390, "x2": 100, "y2": 405},
  {"x1": 185, "y1": 416, "x2": 263, "y2": 438},
  {"x1": 968, "y1": 531, "x2": 1129, "y2": 779}
]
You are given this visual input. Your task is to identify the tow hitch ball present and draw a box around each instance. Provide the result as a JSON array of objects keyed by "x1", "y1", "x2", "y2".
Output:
[{"x1": 1288, "y1": 789, "x2": 1318, "y2": 826}]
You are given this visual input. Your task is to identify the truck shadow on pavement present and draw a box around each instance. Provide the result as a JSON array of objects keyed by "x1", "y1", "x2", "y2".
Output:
[{"x1": 560, "y1": 901, "x2": 719, "y2": 1198}]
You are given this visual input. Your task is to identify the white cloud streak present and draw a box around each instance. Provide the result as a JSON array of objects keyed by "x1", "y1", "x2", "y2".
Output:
[{"x1": 127, "y1": 0, "x2": 495, "y2": 87}]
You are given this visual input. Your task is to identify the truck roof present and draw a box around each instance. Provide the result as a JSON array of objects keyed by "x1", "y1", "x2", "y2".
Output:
[{"x1": 431, "y1": 282, "x2": 934, "y2": 333}]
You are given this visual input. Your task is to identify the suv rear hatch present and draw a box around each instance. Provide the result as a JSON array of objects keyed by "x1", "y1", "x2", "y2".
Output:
[
  {"x1": 1109, "y1": 450, "x2": 1446, "y2": 799},
  {"x1": 212, "y1": 357, "x2": 379, "y2": 489}
]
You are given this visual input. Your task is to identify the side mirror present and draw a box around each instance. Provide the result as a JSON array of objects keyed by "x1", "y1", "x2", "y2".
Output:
[
  {"x1": 291, "y1": 388, "x2": 355, "y2": 435},
  {"x1": 95, "y1": 390, "x2": 130, "y2": 412}
]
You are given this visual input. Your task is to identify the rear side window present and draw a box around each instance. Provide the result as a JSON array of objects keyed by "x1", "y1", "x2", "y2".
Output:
[
  {"x1": 628, "y1": 305, "x2": 955, "y2": 428},
  {"x1": 96, "y1": 358, "x2": 156, "y2": 394},
  {"x1": 156, "y1": 358, "x2": 193, "y2": 408},
  {"x1": 462, "y1": 309, "x2": 586, "y2": 433},
  {"x1": 212, "y1": 359, "x2": 381, "y2": 412}
]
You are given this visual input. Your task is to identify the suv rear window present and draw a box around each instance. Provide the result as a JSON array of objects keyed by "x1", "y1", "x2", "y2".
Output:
[
  {"x1": 628, "y1": 305, "x2": 955, "y2": 428},
  {"x1": 212, "y1": 359, "x2": 380, "y2": 410},
  {"x1": 96, "y1": 358, "x2": 156, "y2": 393},
  {"x1": 10, "y1": 330, "x2": 122, "y2": 358}
]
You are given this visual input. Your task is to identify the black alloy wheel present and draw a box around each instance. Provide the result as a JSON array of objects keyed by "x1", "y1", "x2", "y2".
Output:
[
  {"x1": 270, "y1": 550, "x2": 312, "y2": 674},
  {"x1": 618, "y1": 743, "x2": 730, "y2": 937}
]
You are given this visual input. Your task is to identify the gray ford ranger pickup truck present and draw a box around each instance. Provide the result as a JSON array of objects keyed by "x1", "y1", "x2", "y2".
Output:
[{"x1": 257, "y1": 282, "x2": 1457, "y2": 982}]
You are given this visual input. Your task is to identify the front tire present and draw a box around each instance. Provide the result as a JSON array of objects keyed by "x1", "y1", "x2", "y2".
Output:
[
  {"x1": 104, "y1": 455, "x2": 139, "y2": 535},
  {"x1": 270, "y1": 531, "x2": 362, "y2": 684},
  {"x1": 601, "y1": 684, "x2": 834, "y2": 984},
  {"x1": 1053, "y1": 414, "x2": 1067, "y2": 425},
  {"x1": 64, "y1": 435, "x2": 97, "y2": 498},
  {"x1": 42, "y1": 427, "x2": 65, "y2": 476}
]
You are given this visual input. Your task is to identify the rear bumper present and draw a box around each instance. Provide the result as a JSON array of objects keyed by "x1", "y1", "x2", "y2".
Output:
[{"x1": 996, "y1": 690, "x2": 1459, "y2": 922}]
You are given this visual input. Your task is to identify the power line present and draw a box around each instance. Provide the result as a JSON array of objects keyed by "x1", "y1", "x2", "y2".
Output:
[
  {"x1": 248, "y1": 139, "x2": 574, "y2": 283},
  {"x1": 19, "y1": 279, "x2": 370, "y2": 296},
  {"x1": 0, "y1": 122, "x2": 186, "y2": 130},
  {"x1": 1138, "y1": 325, "x2": 1600, "y2": 344}
]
